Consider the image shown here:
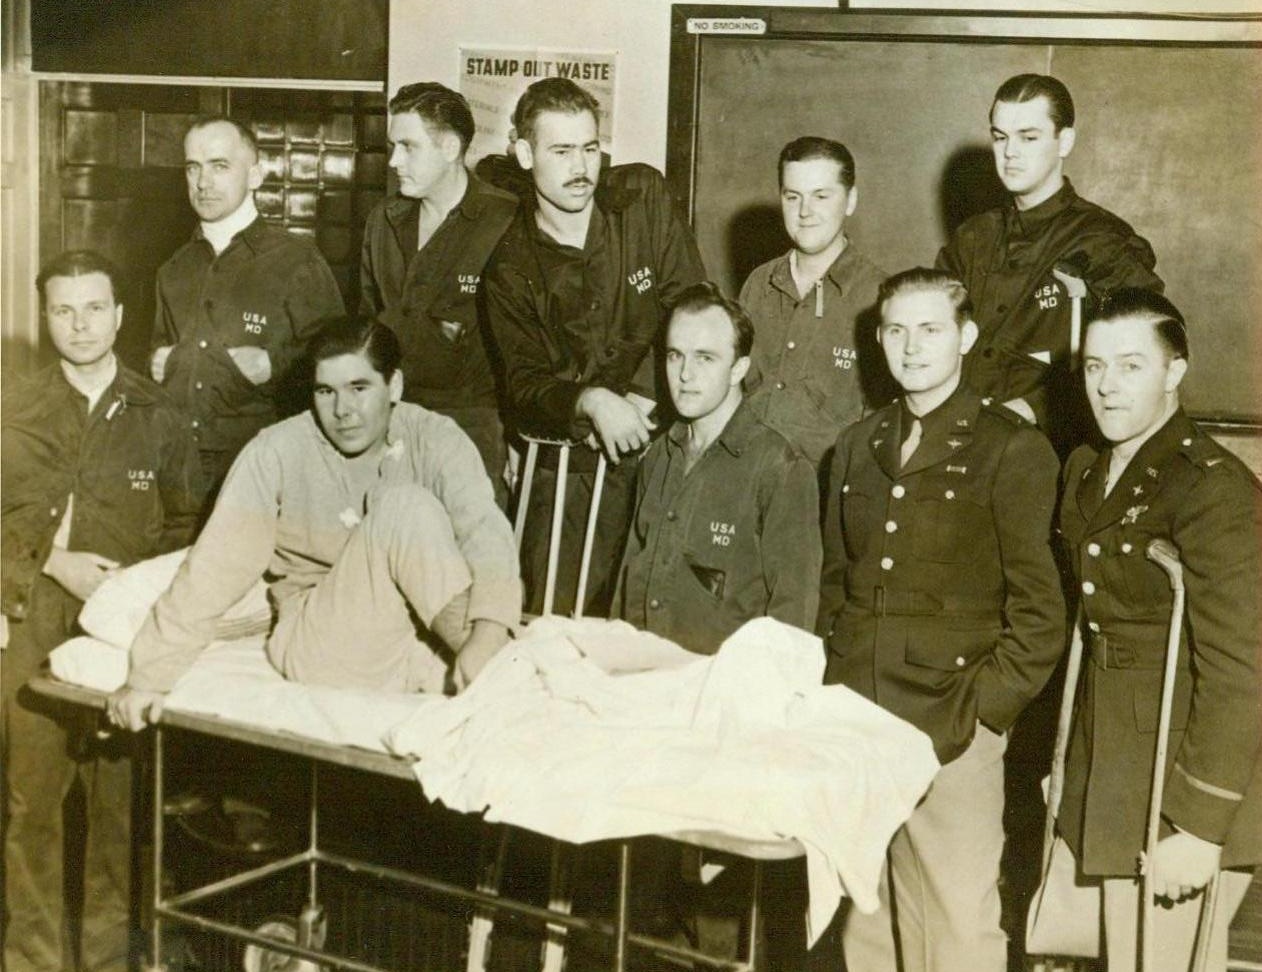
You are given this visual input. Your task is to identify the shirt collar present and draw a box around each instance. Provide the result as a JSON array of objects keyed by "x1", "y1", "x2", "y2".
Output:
[
  {"x1": 201, "y1": 196, "x2": 260, "y2": 254},
  {"x1": 666, "y1": 398, "x2": 758, "y2": 459},
  {"x1": 901, "y1": 382, "x2": 975, "y2": 439},
  {"x1": 59, "y1": 354, "x2": 118, "y2": 411}
]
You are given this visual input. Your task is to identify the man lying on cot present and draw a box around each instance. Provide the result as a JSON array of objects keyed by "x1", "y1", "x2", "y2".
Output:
[{"x1": 108, "y1": 318, "x2": 523, "y2": 731}]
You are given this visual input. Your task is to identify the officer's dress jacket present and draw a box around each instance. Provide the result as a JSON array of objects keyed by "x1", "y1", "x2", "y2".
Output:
[
  {"x1": 359, "y1": 173, "x2": 517, "y2": 412},
  {"x1": 818, "y1": 387, "x2": 1066, "y2": 763},
  {"x1": 1058, "y1": 410, "x2": 1262, "y2": 874}
]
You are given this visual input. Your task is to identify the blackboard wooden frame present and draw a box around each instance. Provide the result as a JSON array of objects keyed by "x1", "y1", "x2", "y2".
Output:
[{"x1": 666, "y1": 6, "x2": 1262, "y2": 428}]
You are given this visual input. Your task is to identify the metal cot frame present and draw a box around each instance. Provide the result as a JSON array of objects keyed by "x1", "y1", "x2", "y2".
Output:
[{"x1": 31, "y1": 675, "x2": 802, "y2": 972}]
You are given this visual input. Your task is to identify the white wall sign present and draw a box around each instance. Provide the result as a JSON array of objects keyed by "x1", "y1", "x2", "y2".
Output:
[{"x1": 458, "y1": 46, "x2": 617, "y2": 163}]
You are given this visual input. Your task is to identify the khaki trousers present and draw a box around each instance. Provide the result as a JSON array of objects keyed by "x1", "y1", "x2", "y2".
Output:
[
  {"x1": 268, "y1": 483, "x2": 473, "y2": 693},
  {"x1": 1101, "y1": 868, "x2": 1252, "y2": 972},
  {"x1": 843, "y1": 723, "x2": 1008, "y2": 972}
]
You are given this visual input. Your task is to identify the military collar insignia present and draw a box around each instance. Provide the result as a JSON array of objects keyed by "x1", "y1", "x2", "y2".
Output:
[
  {"x1": 1122, "y1": 504, "x2": 1148, "y2": 525},
  {"x1": 1146, "y1": 466, "x2": 1159, "y2": 478},
  {"x1": 1132, "y1": 484, "x2": 1144, "y2": 496},
  {"x1": 956, "y1": 418, "x2": 970, "y2": 427}
]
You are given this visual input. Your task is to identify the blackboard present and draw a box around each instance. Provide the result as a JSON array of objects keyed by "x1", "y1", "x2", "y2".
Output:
[{"x1": 667, "y1": 9, "x2": 1262, "y2": 424}]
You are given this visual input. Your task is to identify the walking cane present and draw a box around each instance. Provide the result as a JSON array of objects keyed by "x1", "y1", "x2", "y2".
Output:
[{"x1": 1143, "y1": 539, "x2": 1221, "y2": 972}]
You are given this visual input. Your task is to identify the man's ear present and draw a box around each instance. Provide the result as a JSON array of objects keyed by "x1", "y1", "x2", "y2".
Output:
[
  {"x1": 113, "y1": 303, "x2": 124, "y2": 337},
  {"x1": 248, "y1": 159, "x2": 265, "y2": 191},
  {"x1": 1165, "y1": 355, "x2": 1188, "y2": 393},
  {"x1": 514, "y1": 136, "x2": 535, "y2": 171},
  {"x1": 389, "y1": 368, "x2": 404, "y2": 402},
  {"x1": 440, "y1": 130, "x2": 463, "y2": 165},
  {"x1": 731, "y1": 355, "x2": 751, "y2": 387},
  {"x1": 844, "y1": 185, "x2": 858, "y2": 218},
  {"x1": 960, "y1": 319, "x2": 980, "y2": 355},
  {"x1": 1057, "y1": 126, "x2": 1076, "y2": 160}
]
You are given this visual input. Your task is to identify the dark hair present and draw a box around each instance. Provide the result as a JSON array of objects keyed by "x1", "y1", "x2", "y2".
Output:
[
  {"x1": 512, "y1": 78, "x2": 600, "y2": 145},
  {"x1": 992, "y1": 74, "x2": 1075, "y2": 133},
  {"x1": 668, "y1": 281, "x2": 755, "y2": 359},
  {"x1": 37, "y1": 250, "x2": 120, "y2": 306},
  {"x1": 1089, "y1": 287, "x2": 1189, "y2": 362},
  {"x1": 389, "y1": 82, "x2": 475, "y2": 155},
  {"x1": 778, "y1": 136, "x2": 856, "y2": 190},
  {"x1": 877, "y1": 268, "x2": 973, "y2": 327},
  {"x1": 309, "y1": 318, "x2": 403, "y2": 380},
  {"x1": 186, "y1": 114, "x2": 260, "y2": 159}
]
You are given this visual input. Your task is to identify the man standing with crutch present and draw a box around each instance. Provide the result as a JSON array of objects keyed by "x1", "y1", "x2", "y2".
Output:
[{"x1": 1056, "y1": 288, "x2": 1261, "y2": 970}]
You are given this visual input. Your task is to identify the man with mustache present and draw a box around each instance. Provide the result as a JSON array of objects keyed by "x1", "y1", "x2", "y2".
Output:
[
  {"x1": 484, "y1": 77, "x2": 706, "y2": 615},
  {"x1": 152, "y1": 115, "x2": 345, "y2": 493},
  {"x1": 937, "y1": 74, "x2": 1162, "y2": 452}
]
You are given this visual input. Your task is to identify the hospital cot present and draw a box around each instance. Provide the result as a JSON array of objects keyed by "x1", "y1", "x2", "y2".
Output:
[{"x1": 30, "y1": 673, "x2": 803, "y2": 972}]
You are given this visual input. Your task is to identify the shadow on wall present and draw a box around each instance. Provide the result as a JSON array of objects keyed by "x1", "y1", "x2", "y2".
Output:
[
  {"x1": 726, "y1": 203, "x2": 786, "y2": 294},
  {"x1": 938, "y1": 144, "x2": 1008, "y2": 239}
]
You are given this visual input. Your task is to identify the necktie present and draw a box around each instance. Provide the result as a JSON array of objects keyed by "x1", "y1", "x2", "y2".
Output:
[{"x1": 900, "y1": 417, "x2": 922, "y2": 468}]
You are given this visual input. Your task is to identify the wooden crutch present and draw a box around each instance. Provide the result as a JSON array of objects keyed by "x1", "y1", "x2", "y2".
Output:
[{"x1": 1143, "y1": 538, "x2": 1220, "y2": 972}]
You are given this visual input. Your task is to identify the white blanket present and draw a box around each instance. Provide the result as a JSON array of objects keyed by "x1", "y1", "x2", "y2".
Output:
[
  {"x1": 386, "y1": 615, "x2": 939, "y2": 944},
  {"x1": 48, "y1": 634, "x2": 432, "y2": 754}
]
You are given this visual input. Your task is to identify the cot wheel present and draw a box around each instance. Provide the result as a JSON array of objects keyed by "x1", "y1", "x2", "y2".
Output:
[{"x1": 241, "y1": 918, "x2": 324, "y2": 972}]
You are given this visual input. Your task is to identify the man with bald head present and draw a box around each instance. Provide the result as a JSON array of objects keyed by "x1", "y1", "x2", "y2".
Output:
[{"x1": 152, "y1": 115, "x2": 345, "y2": 491}]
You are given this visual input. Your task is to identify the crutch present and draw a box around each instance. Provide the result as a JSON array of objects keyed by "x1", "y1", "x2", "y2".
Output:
[
  {"x1": 1143, "y1": 538, "x2": 1220, "y2": 972},
  {"x1": 511, "y1": 433, "x2": 608, "y2": 619},
  {"x1": 468, "y1": 433, "x2": 609, "y2": 972},
  {"x1": 1025, "y1": 603, "x2": 1100, "y2": 967},
  {"x1": 1051, "y1": 263, "x2": 1087, "y2": 367}
]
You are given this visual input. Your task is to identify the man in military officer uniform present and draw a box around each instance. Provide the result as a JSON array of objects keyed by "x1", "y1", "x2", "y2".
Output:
[
  {"x1": 936, "y1": 74, "x2": 1163, "y2": 452},
  {"x1": 739, "y1": 136, "x2": 887, "y2": 467},
  {"x1": 1058, "y1": 289, "x2": 1260, "y2": 971},
  {"x1": 152, "y1": 115, "x2": 345, "y2": 491},
  {"x1": 484, "y1": 77, "x2": 706, "y2": 615},
  {"x1": 2, "y1": 251, "x2": 203, "y2": 972},
  {"x1": 360, "y1": 82, "x2": 518, "y2": 498},
  {"x1": 817, "y1": 268, "x2": 1065, "y2": 972},
  {"x1": 618, "y1": 282, "x2": 821, "y2": 654}
]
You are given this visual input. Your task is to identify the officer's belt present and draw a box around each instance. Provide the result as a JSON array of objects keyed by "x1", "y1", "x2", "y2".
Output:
[{"x1": 858, "y1": 587, "x2": 996, "y2": 618}]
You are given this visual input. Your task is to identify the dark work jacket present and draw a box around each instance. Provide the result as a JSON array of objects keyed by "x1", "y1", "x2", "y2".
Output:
[
  {"x1": 358, "y1": 173, "x2": 517, "y2": 411},
  {"x1": 1058, "y1": 410, "x2": 1262, "y2": 873},
  {"x1": 818, "y1": 387, "x2": 1065, "y2": 763},
  {"x1": 936, "y1": 180, "x2": 1162, "y2": 441},
  {"x1": 1, "y1": 363, "x2": 204, "y2": 620},
  {"x1": 483, "y1": 163, "x2": 706, "y2": 442},
  {"x1": 154, "y1": 217, "x2": 345, "y2": 458},
  {"x1": 618, "y1": 400, "x2": 822, "y2": 654}
]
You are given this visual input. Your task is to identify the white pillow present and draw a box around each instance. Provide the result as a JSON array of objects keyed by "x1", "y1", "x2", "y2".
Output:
[{"x1": 79, "y1": 548, "x2": 270, "y2": 650}]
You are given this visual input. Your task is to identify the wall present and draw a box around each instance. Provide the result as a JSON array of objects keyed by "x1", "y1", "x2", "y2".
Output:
[
  {"x1": 389, "y1": 0, "x2": 1261, "y2": 170},
  {"x1": 2, "y1": 0, "x2": 41, "y2": 370}
]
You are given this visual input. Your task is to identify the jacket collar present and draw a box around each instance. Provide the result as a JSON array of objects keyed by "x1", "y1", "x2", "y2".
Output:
[
  {"x1": 382, "y1": 169, "x2": 503, "y2": 235},
  {"x1": 768, "y1": 238, "x2": 864, "y2": 301},
  {"x1": 1076, "y1": 408, "x2": 1196, "y2": 532},
  {"x1": 869, "y1": 384, "x2": 980, "y2": 480},
  {"x1": 1005, "y1": 178, "x2": 1079, "y2": 235},
  {"x1": 666, "y1": 397, "x2": 759, "y2": 460}
]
